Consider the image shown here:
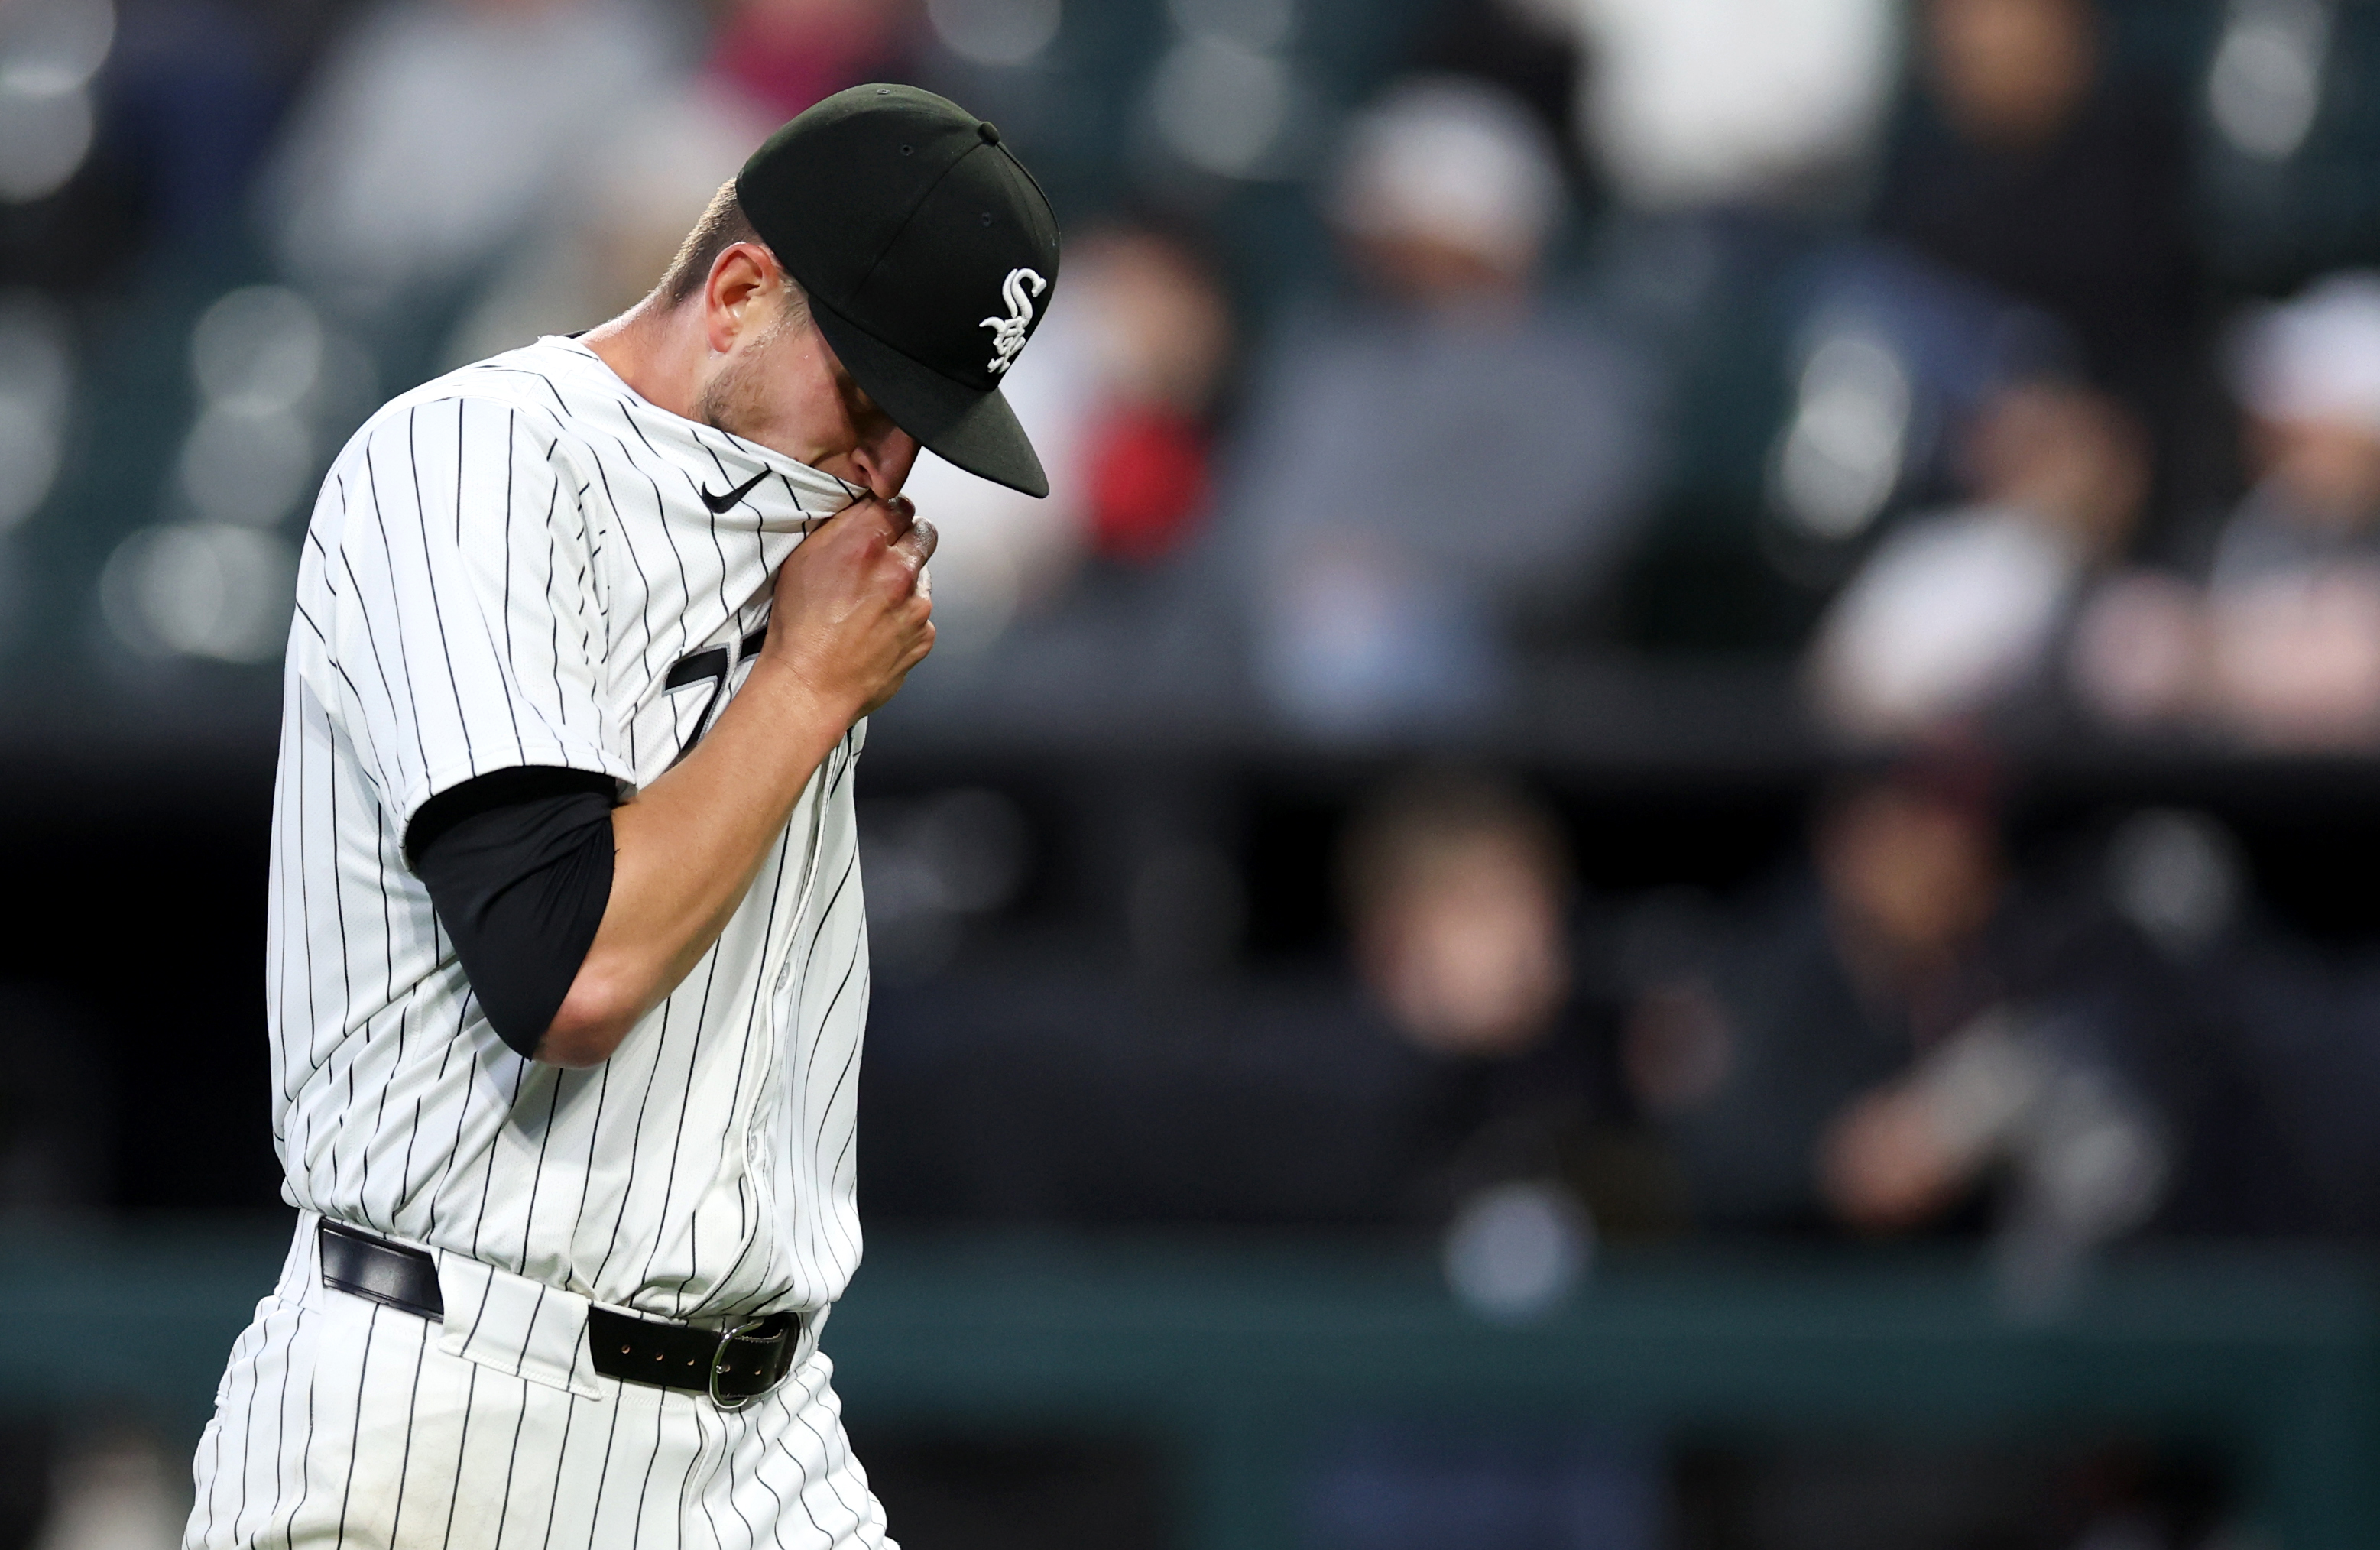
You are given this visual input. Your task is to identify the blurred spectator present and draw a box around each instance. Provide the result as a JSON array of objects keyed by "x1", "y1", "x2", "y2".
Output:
[
  {"x1": 1328, "y1": 74, "x2": 1561, "y2": 302},
  {"x1": 1406, "y1": 0, "x2": 1591, "y2": 196},
  {"x1": 1625, "y1": 754, "x2": 2169, "y2": 1283},
  {"x1": 1343, "y1": 770, "x2": 1571, "y2": 1060},
  {"x1": 1230, "y1": 75, "x2": 1654, "y2": 733},
  {"x1": 1805, "y1": 381, "x2": 2149, "y2": 742},
  {"x1": 1873, "y1": 0, "x2": 2197, "y2": 446},
  {"x1": 858, "y1": 770, "x2": 1676, "y2": 1241},
  {"x1": 2069, "y1": 272, "x2": 2380, "y2": 747},
  {"x1": 1340, "y1": 770, "x2": 1673, "y2": 1237},
  {"x1": 1530, "y1": 0, "x2": 1898, "y2": 209},
  {"x1": 898, "y1": 224, "x2": 1234, "y2": 653},
  {"x1": 1074, "y1": 232, "x2": 1233, "y2": 567},
  {"x1": 2201, "y1": 271, "x2": 2380, "y2": 749},
  {"x1": 1303, "y1": 772, "x2": 1664, "y2": 1550},
  {"x1": 1624, "y1": 756, "x2": 2010, "y2": 1231},
  {"x1": 260, "y1": 0, "x2": 686, "y2": 354}
]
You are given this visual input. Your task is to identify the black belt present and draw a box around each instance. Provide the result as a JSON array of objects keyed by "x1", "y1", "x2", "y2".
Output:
[{"x1": 316, "y1": 1220, "x2": 801, "y2": 1408}]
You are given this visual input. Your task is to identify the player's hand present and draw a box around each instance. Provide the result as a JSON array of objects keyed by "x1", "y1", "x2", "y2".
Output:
[{"x1": 760, "y1": 493, "x2": 936, "y2": 719}]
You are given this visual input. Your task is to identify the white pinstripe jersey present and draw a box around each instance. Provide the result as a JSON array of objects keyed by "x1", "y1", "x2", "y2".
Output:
[{"x1": 269, "y1": 333, "x2": 876, "y2": 1325}]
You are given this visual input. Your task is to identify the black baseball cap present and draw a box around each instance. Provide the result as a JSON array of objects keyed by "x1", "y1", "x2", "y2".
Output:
[{"x1": 738, "y1": 84, "x2": 1062, "y2": 498}]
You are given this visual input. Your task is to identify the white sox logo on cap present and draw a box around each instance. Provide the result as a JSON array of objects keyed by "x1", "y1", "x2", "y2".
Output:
[{"x1": 981, "y1": 267, "x2": 1046, "y2": 376}]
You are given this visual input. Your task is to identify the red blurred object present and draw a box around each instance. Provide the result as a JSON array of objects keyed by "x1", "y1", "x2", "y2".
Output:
[
  {"x1": 1087, "y1": 407, "x2": 1211, "y2": 563},
  {"x1": 705, "y1": 0, "x2": 908, "y2": 119}
]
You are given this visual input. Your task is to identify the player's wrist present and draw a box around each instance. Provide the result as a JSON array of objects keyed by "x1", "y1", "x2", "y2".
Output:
[{"x1": 744, "y1": 653, "x2": 870, "y2": 734}]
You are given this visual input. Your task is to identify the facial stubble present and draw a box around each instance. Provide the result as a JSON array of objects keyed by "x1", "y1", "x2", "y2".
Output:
[{"x1": 695, "y1": 311, "x2": 798, "y2": 445}]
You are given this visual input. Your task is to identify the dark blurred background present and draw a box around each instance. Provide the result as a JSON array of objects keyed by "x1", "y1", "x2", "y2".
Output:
[{"x1": 9, "y1": 0, "x2": 2380, "y2": 1544}]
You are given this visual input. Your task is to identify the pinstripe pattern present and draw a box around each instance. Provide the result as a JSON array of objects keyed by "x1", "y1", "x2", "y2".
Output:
[{"x1": 193, "y1": 336, "x2": 890, "y2": 1548}]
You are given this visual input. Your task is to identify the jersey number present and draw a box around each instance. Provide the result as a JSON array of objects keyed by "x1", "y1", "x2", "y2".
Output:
[{"x1": 663, "y1": 626, "x2": 767, "y2": 767}]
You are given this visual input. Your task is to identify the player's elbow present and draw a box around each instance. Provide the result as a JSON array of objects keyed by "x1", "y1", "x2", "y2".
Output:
[
  {"x1": 537, "y1": 1008, "x2": 634, "y2": 1068},
  {"x1": 536, "y1": 968, "x2": 645, "y2": 1068}
]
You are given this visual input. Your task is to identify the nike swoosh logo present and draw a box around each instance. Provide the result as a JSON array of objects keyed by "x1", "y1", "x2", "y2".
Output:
[{"x1": 699, "y1": 469, "x2": 770, "y2": 514}]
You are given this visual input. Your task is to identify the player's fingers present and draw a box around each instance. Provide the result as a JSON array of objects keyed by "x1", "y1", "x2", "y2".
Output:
[
  {"x1": 895, "y1": 517, "x2": 937, "y2": 570},
  {"x1": 827, "y1": 495, "x2": 904, "y2": 547}
]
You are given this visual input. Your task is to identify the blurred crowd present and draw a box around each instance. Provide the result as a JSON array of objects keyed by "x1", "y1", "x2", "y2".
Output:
[
  {"x1": 849, "y1": 0, "x2": 2380, "y2": 1286},
  {"x1": 0, "y1": 0, "x2": 2368, "y2": 738},
  {"x1": 6, "y1": 0, "x2": 2380, "y2": 1248},
  {"x1": 0, "y1": 0, "x2": 2376, "y2": 1255},
  {"x1": 870, "y1": 747, "x2": 2379, "y2": 1264}
]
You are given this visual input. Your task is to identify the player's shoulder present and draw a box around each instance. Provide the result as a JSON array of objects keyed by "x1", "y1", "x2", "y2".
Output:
[
  {"x1": 425, "y1": 334, "x2": 631, "y2": 426},
  {"x1": 329, "y1": 336, "x2": 622, "y2": 468},
  {"x1": 307, "y1": 339, "x2": 627, "y2": 564}
]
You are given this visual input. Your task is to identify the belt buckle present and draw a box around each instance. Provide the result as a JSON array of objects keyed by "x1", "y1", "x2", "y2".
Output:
[{"x1": 707, "y1": 1315, "x2": 789, "y2": 1411}]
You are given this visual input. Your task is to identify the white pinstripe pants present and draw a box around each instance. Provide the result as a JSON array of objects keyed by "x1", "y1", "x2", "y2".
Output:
[{"x1": 184, "y1": 1216, "x2": 893, "y2": 1550}]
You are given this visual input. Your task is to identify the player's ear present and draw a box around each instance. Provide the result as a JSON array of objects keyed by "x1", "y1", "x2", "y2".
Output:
[{"x1": 702, "y1": 244, "x2": 773, "y2": 355}]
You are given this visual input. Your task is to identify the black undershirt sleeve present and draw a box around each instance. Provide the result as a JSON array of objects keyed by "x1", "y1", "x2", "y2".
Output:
[{"x1": 406, "y1": 767, "x2": 620, "y2": 1060}]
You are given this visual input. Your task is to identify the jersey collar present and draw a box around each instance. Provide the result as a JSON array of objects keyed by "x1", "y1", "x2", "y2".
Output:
[{"x1": 546, "y1": 335, "x2": 865, "y2": 526}]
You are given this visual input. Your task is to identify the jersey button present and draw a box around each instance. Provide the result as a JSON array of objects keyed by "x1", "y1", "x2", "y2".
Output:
[{"x1": 774, "y1": 965, "x2": 791, "y2": 992}]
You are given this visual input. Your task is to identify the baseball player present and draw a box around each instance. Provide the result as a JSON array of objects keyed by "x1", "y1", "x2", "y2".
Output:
[{"x1": 186, "y1": 85, "x2": 1058, "y2": 1548}]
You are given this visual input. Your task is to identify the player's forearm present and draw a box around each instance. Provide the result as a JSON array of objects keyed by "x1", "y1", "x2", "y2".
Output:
[{"x1": 540, "y1": 660, "x2": 861, "y2": 1067}]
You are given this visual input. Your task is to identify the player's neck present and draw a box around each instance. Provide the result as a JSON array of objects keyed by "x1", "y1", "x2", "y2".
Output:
[{"x1": 582, "y1": 299, "x2": 703, "y2": 423}]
